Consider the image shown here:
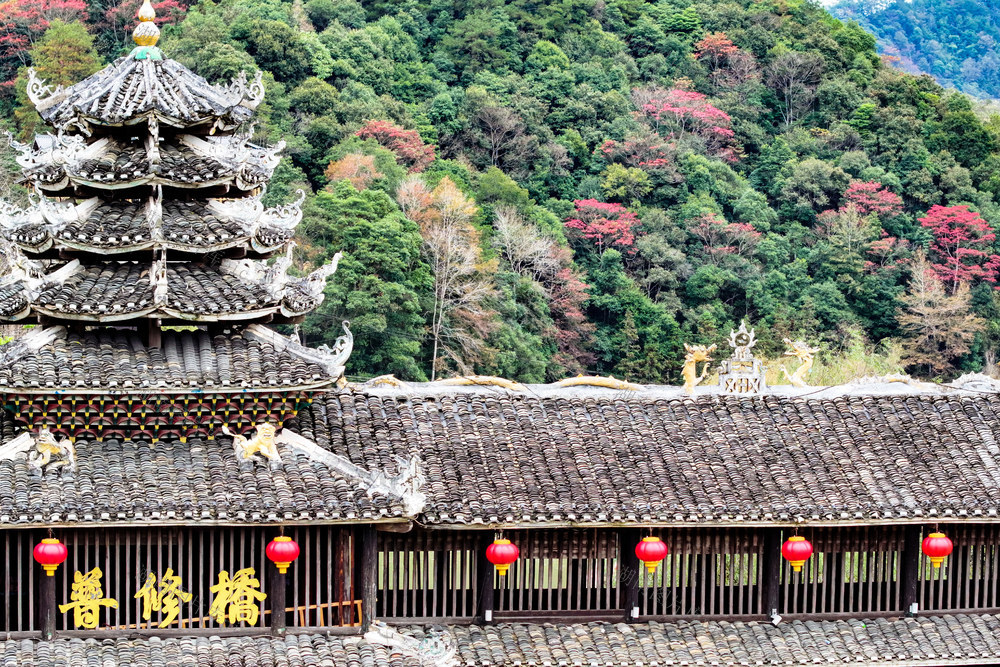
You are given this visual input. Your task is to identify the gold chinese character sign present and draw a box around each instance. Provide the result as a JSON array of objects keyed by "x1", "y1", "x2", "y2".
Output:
[
  {"x1": 59, "y1": 567, "x2": 119, "y2": 629},
  {"x1": 209, "y1": 567, "x2": 267, "y2": 625},
  {"x1": 135, "y1": 568, "x2": 193, "y2": 628}
]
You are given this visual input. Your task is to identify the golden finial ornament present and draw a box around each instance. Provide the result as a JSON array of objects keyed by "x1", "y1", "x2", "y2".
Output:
[{"x1": 132, "y1": 0, "x2": 160, "y2": 47}]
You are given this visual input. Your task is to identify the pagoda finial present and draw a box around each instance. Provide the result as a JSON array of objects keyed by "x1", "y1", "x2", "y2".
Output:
[{"x1": 131, "y1": 0, "x2": 162, "y2": 59}]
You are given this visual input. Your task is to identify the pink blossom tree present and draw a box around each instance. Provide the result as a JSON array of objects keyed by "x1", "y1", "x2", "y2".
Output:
[
  {"x1": 564, "y1": 199, "x2": 641, "y2": 255},
  {"x1": 843, "y1": 181, "x2": 903, "y2": 217},
  {"x1": 919, "y1": 204, "x2": 1000, "y2": 292},
  {"x1": 634, "y1": 87, "x2": 738, "y2": 162}
]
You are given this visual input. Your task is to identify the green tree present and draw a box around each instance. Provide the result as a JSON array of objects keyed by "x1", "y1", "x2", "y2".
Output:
[
  {"x1": 14, "y1": 21, "x2": 101, "y2": 138},
  {"x1": 302, "y1": 182, "x2": 433, "y2": 380}
]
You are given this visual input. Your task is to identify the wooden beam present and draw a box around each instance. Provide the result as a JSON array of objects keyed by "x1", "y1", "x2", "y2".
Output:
[
  {"x1": 619, "y1": 528, "x2": 641, "y2": 623},
  {"x1": 474, "y1": 532, "x2": 494, "y2": 625},
  {"x1": 359, "y1": 525, "x2": 377, "y2": 632},
  {"x1": 761, "y1": 528, "x2": 781, "y2": 618},
  {"x1": 269, "y1": 562, "x2": 286, "y2": 636},
  {"x1": 901, "y1": 524, "x2": 921, "y2": 616}
]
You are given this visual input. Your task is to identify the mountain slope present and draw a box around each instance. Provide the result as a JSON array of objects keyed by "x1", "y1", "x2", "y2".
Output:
[{"x1": 831, "y1": 0, "x2": 1000, "y2": 98}]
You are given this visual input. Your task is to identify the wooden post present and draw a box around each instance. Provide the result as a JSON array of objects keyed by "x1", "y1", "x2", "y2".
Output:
[
  {"x1": 269, "y1": 562, "x2": 286, "y2": 636},
  {"x1": 901, "y1": 524, "x2": 921, "y2": 616},
  {"x1": 619, "y1": 528, "x2": 641, "y2": 623},
  {"x1": 360, "y1": 525, "x2": 377, "y2": 631},
  {"x1": 144, "y1": 319, "x2": 162, "y2": 349},
  {"x1": 474, "y1": 532, "x2": 495, "y2": 625},
  {"x1": 761, "y1": 528, "x2": 781, "y2": 619},
  {"x1": 40, "y1": 572, "x2": 55, "y2": 640}
]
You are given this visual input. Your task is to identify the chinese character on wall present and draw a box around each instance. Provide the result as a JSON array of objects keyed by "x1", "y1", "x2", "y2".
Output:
[
  {"x1": 134, "y1": 568, "x2": 193, "y2": 628},
  {"x1": 59, "y1": 567, "x2": 119, "y2": 629},
  {"x1": 209, "y1": 567, "x2": 267, "y2": 625}
]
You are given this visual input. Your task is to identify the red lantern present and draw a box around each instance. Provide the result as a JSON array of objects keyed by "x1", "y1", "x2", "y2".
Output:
[
  {"x1": 635, "y1": 536, "x2": 669, "y2": 574},
  {"x1": 922, "y1": 532, "x2": 953, "y2": 569},
  {"x1": 781, "y1": 536, "x2": 813, "y2": 573},
  {"x1": 266, "y1": 536, "x2": 300, "y2": 574},
  {"x1": 33, "y1": 538, "x2": 68, "y2": 576},
  {"x1": 486, "y1": 538, "x2": 519, "y2": 576}
]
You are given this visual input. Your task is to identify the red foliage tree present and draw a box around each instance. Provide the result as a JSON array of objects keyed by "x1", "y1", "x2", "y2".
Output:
[
  {"x1": 545, "y1": 247, "x2": 595, "y2": 374},
  {"x1": 599, "y1": 131, "x2": 681, "y2": 181},
  {"x1": 692, "y1": 32, "x2": 759, "y2": 94},
  {"x1": 635, "y1": 87, "x2": 738, "y2": 162},
  {"x1": 0, "y1": 0, "x2": 86, "y2": 92},
  {"x1": 564, "y1": 199, "x2": 641, "y2": 254},
  {"x1": 843, "y1": 181, "x2": 903, "y2": 217},
  {"x1": 865, "y1": 232, "x2": 911, "y2": 274},
  {"x1": 693, "y1": 32, "x2": 739, "y2": 70},
  {"x1": 356, "y1": 120, "x2": 435, "y2": 173},
  {"x1": 919, "y1": 204, "x2": 1000, "y2": 292},
  {"x1": 688, "y1": 213, "x2": 761, "y2": 263}
]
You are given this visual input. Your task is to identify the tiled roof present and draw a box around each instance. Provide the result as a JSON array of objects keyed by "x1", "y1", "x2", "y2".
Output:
[
  {"x1": 24, "y1": 135, "x2": 276, "y2": 193},
  {"x1": 0, "y1": 325, "x2": 337, "y2": 393},
  {"x1": 5, "y1": 616, "x2": 1000, "y2": 666},
  {"x1": 0, "y1": 411, "x2": 404, "y2": 526},
  {"x1": 1, "y1": 257, "x2": 332, "y2": 324},
  {"x1": 29, "y1": 57, "x2": 263, "y2": 132},
  {"x1": 1, "y1": 195, "x2": 300, "y2": 256},
  {"x1": 0, "y1": 283, "x2": 29, "y2": 320},
  {"x1": 31, "y1": 262, "x2": 271, "y2": 321},
  {"x1": 289, "y1": 387, "x2": 1000, "y2": 526}
]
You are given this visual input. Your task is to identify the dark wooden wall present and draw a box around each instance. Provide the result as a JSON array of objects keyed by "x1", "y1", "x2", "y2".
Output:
[
  {"x1": 0, "y1": 525, "x2": 356, "y2": 634},
  {"x1": 377, "y1": 524, "x2": 1000, "y2": 623}
]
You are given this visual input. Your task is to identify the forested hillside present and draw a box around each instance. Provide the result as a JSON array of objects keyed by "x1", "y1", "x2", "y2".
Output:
[
  {"x1": 3, "y1": 0, "x2": 1000, "y2": 383},
  {"x1": 831, "y1": 0, "x2": 1000, "y2": 100}
]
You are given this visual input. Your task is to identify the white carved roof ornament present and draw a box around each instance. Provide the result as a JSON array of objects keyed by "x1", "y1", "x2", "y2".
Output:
[
  {"x1": 151, "y1": 249, "x2": 168, "y2": 307},
  {"x1": 0, "y1": 195, "x2": 50, "y2": 252},
  {"x1": 277, "y1": 430, "x2": 426, "y2": 517},
  {"x1": 718, "y1": 319, "x2": 766, "y2": 395},
  {"x1": 3, "y1": 189, "x2": 301, "y2": 256},
  {"x1": 314, "y1": 321, "x2": 353, "y2": 375},
  {"x1": 301, "y1": 254, "x2": 342, "y2": 296},
  {"x1": 208, "y1": 193, "x2": 265, "y2": 236},
  {"x1": 20, "y1": 132, "x2": 281, "y2": 193},
  {"x1": 363, "y1": 621, "x2": 458, "y2": 666},
  {"x1": 7, "y1": 131, "x2": 90, "y2": 175}
]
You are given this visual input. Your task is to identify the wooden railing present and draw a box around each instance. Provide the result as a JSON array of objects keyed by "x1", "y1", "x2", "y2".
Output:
[{"x1": 378, "y1": 524, "x2": 1000, "y2": 623}]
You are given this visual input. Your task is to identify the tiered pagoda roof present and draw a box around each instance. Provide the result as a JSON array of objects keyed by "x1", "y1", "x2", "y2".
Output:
[
  {"x1": 0, "y1": 254, "x2": 333, "y2": 324},
  {"x1": 0, "y1": 325, "x2": 342, "y2": 392},
  {"x1": 10, "y1": 131, "x2": 281, "y2": 194},
  {"x1": 0, "y1": 1, "x2": 349, "y2": 443},
  {"x1": 2, "y1": 192, "x2": 300, "y2": 256},
  {"x1": 26, "y1": 51, "x2": 264, "y2": 134}
]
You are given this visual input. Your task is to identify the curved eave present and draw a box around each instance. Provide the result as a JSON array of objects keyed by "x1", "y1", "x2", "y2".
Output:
[
  {"x1": 0, "y1": 378, "x2": 338, "y2": 396},
  {"x1": 0, "y1": 515, "x2": 407, "y2": 530},
  {"x1": 0, "y1": 306, "x2": 32, "y2": 322},
  {"x1": 161, "y1": 235, "x2": 252, "y2": 253},
  {"x1": 421, "y1": 515, "x2": 1000, "y2": 530},
  {"x1": 46, "y1": 237, "x2": 253, "y2": 255},
  {"x1": 250, "y1": 237, "x2": 291, "y2": 255},
  {"x1": 59, "y1": 109, "x2": 242, "y2": 134},
  {"x1": 31, "y1": 304, "x2": 283, "y2": 323},
  {"x1": 9, "y1": 237, "x2": 53, "y2": 255},
  {"x1": 34, "y1": 173, "x2": 257, "y2": 192},
  {"x1": 160, "y1": 306, "x2": 281, "y2": 322}
]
